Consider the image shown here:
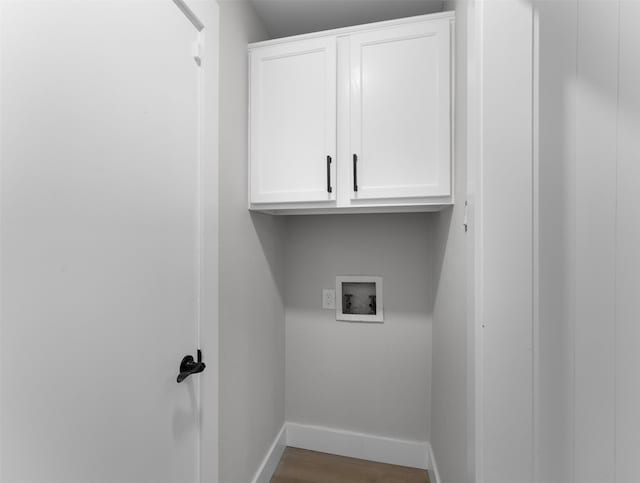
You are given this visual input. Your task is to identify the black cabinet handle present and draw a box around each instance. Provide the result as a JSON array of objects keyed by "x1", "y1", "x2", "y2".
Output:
[
  {"x1": 327, "y1": 155, "x2": 332, "y2": 193},
  {"x1": 353, "y1": 154, "x2": 358, "y2": 192},
  {"x1": 177, "y1": 349, "x2": 206, "y2": 383}
]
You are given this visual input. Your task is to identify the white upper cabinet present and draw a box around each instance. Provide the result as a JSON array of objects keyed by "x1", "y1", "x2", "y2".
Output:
[
  {"x1": 349, "y1": 20, "x2": 451, "y2": 201},
  {"x1": 248, "y1": 12, "x2": 454, "y2": 214},
  {"x1": 249, "y1": 36, "x2": 337, "y2": 204}
]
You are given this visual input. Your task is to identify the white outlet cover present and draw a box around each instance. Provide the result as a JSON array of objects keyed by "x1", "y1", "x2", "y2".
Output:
[{"x1": 322, "y1": 289, "x2": 336, "y2": 309}]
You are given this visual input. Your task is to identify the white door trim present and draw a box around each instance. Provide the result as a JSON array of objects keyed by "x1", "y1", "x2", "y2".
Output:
[
  {"x1": 470, "y1": 2, "x2": 537, "y2": 482},
  {"x1": 466, "y1": 1, "x2": 483, "y2": 482},
  {"x1": 171, "y1": 1, "x2": 219, "y2": 482}
]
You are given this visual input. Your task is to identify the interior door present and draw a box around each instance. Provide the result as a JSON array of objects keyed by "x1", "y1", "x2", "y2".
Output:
[
  {"x1": 349, "y1": 19, "x2": 451, "y2": 201},
  {"x1": 249, "y1": 37, "x2": 337, "y2": 204},
  {"x1": 0, "y1": 1, "x2": 207, "y2": 482}
]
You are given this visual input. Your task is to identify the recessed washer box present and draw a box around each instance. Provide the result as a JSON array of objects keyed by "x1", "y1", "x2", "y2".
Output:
[{"x1": 336, "y1": 276, "x2": 383, "y2": 323}]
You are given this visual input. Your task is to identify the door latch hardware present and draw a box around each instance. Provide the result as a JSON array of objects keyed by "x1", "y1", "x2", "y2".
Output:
[{"x1": 177, "y1": 349, "x2": 205, "y2": 383}]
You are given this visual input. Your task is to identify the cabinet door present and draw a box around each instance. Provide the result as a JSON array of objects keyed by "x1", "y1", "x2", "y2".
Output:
[
  {"x1": 350, "y1": 20, "x2": 451, "y2": 201},
  {"x1": 250, "y1": 37, "x2": 336, "y2": 204}
]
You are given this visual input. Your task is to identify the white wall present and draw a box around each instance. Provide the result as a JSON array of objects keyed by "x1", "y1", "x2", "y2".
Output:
[
  {"x1": 477, "y1": 2, "x2": 640, "y2": 482},
  {"x1": 536, "y1": 2, "x2": 640, "y2": 483},
  {"x1": 218, "y1": 3, "x2": 287, "y2": 483},
  {"x1": 430, "y1": 2, "x2": 469, "y2": 483},
  {"x1": 284, "y1": 214, "x2": 434, "y2": 442}
]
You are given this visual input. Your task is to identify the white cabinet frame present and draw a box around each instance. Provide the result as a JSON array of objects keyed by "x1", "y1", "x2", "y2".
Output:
[
  {"x1": 249, "y1": 36, "x2": 337, "y2": 204},
  {"x1": 349, "y1": 20, "x2": 452, "y2": 201},
  {"x1": 248, "y1": 12, "x2": 455, "y2": 215}
]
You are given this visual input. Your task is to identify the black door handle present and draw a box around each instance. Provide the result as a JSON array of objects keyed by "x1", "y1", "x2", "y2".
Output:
[
  {"x1": 327, "y1": 155, "x2": 332, "y2": 193},
  {"x1": 353, "y1": 154, "x2": 358, "y2": 192},
  {"x1": 177, "y1": 349, "x2": 206, "y2": 383}
]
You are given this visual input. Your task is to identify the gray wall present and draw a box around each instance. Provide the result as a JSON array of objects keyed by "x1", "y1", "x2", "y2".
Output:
[
  {"x1": 284, "y1": 214, "x2": 434, "y2": 442},
  {"x1": 218, "y1": 3, "x2": 286, "y2": 482},
  {"x1": 430, "y1": 2, "x2": 469, "y2": 482},
  {"x1": 536, "y1": 3, "x2": 575, "y2": 482}
]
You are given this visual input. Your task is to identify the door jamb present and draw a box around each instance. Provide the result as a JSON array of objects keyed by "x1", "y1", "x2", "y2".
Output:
[{"x1": 170, "y1": 1, "x2": 219, "y2": 482}]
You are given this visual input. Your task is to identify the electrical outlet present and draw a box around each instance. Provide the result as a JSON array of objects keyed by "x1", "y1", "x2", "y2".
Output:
[{"x1": 322, "y1": 289, "x2": 336, "y2": 309}]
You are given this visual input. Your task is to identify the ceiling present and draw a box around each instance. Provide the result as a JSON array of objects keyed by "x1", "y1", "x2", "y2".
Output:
[{"x1": 248, "y1": 0, "x2": 446, "y2": 38}]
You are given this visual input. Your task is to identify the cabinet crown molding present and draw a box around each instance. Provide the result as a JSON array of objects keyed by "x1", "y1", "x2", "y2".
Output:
[{"x1": 248, "y1": 11, "x2": 455, "y2": 50}]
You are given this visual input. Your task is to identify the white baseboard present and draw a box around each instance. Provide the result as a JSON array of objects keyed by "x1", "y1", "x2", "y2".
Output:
[
  {"x1": 427, "y1": 442, "x2": 442, "y2": 483},
  {"x1": 251, "y1": 422, "x2": 433, "y2": 483},
  {"x1": 286, "y1": 422, "x2": 430, "y2": 470},
  {"x1": 250, "y1": 423, "x2": 287, "y2": 483}
]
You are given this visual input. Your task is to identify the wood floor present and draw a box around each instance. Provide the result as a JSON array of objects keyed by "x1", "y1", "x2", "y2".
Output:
[{"x1": 271, "y1": 447, "x2": 430, "y2": 483}]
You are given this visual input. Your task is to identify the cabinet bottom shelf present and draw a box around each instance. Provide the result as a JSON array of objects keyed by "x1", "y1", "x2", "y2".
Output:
[{"x1": 248, "y1": 202, "x2": 453, "y2": 216}]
